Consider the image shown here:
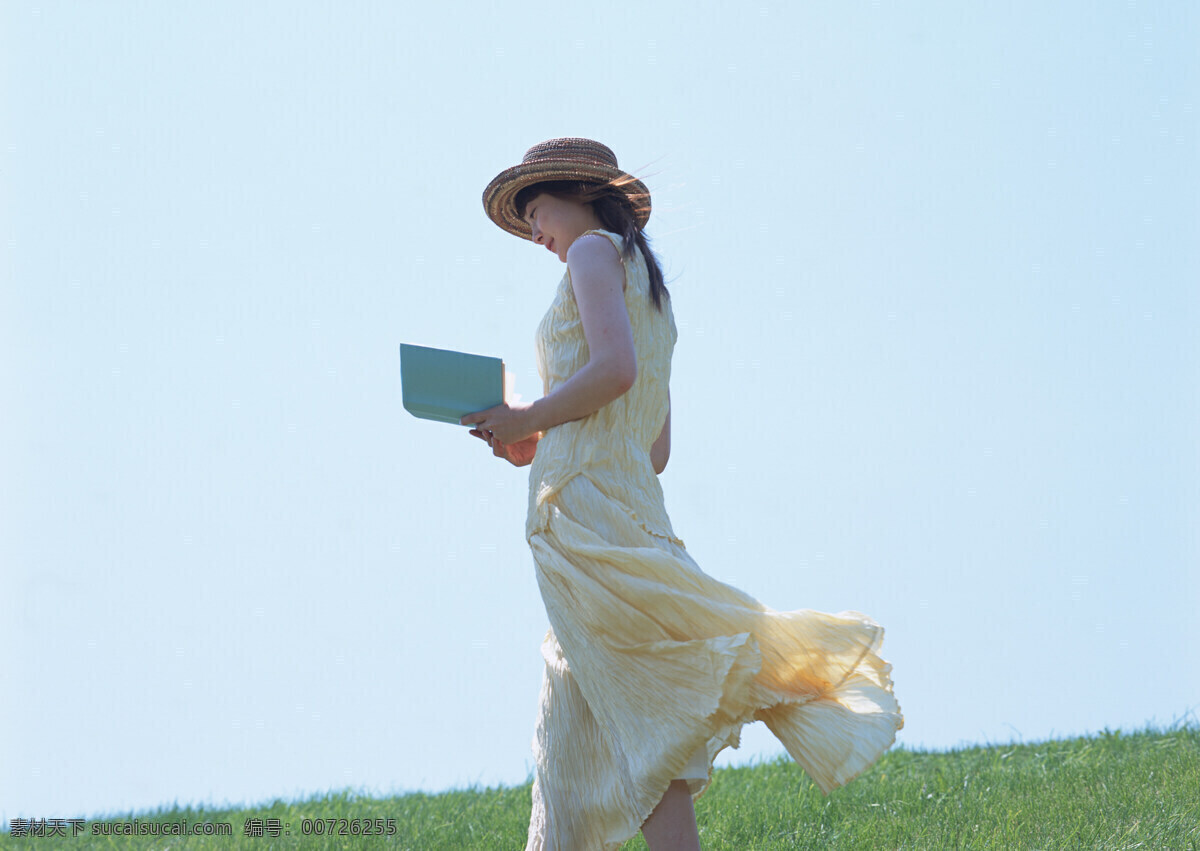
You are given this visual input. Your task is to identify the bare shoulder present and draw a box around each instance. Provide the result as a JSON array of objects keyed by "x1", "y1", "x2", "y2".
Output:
[{"x1": 567, "y1": 232, "x2": 624, "y2": 290}]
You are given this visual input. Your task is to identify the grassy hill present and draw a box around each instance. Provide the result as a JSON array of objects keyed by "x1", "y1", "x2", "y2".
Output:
[{"x1": 6, "y1": 724, "x2": 1197, "y2": 849}]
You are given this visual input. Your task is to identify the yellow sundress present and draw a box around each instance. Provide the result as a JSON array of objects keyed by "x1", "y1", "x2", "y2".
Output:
[{"x1": 524, "y1": 229, "x2": 902, "y2": 850}]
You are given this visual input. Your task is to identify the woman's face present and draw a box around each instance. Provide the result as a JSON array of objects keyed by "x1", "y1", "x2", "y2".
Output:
[{"x1": 522, "y1": 192, "x2": 600, "y2": 263}]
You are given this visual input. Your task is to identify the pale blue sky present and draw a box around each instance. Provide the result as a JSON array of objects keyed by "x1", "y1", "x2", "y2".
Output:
[{"x1": 3, "y1": 0, "x2": 1197, "y2": 825}]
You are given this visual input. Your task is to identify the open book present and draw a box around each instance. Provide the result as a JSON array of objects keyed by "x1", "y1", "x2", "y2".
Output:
[{"x1": 399, "y1": 343, "x2": 505, "y2": 425}]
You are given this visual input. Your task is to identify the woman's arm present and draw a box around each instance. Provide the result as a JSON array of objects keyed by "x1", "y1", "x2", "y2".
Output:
[
  {"x1": 650, "y1": 391, "x2": 671, "y2": 474},
  {"x1": 462, "y1": 234, "x2": 635, "y2": 443},
  {"x1": 527, "y1": 235, "x2": 636, "y2": 431}
]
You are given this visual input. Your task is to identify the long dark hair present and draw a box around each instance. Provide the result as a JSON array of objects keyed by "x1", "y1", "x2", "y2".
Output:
[{"x1": 514, "y1": 179, "x2": 669, "y2": 311}]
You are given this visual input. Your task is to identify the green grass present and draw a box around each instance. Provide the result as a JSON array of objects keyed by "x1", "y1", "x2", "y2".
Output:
[{"x1": 5, "y1": 724, "x2": 1197, "y2": 849}]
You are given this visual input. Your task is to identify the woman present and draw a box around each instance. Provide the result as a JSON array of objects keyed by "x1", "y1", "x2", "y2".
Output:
[{"x1": 463, "y1": 138, "x2": 902, "y2": 851}]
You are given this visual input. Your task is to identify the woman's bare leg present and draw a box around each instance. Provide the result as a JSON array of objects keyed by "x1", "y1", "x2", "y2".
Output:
[{"x1": 641, "y1": 779, "x2": 701, "y2": 851}]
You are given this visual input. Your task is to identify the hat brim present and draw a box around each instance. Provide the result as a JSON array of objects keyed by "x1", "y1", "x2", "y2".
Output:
[{"x1": 482, "y1": 161, "x2": 651, "y2": 240}]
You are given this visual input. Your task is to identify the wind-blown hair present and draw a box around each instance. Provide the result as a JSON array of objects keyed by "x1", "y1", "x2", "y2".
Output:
[{"x1": 514, "y1": 179, "x2": 668, "y2": 312}]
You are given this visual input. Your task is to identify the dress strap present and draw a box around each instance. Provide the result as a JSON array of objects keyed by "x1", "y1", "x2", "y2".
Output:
[{"x1": 578, "y1": 228, "x2": 624, "y2": 254}]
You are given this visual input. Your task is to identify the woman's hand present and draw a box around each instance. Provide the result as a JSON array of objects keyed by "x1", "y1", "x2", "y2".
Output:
[
  {"x1": 461, "y1": 400, "x2": 538, "y2": 446},
  {"x1": 469, "y1": 429, "x2": 540, "y2": 467},
  {"x1": 650, "y1": 391, "x2": 671, "y2": 475}
]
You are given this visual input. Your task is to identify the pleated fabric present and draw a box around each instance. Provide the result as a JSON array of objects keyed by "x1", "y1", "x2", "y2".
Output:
[{"x1": 524, "y1": 230, "x2": 902, "y2": 850}]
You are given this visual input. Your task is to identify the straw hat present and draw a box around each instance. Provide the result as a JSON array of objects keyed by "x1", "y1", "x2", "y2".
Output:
[{"x1": 482, "y1": 138, "x2": 651, "y2": 239}]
